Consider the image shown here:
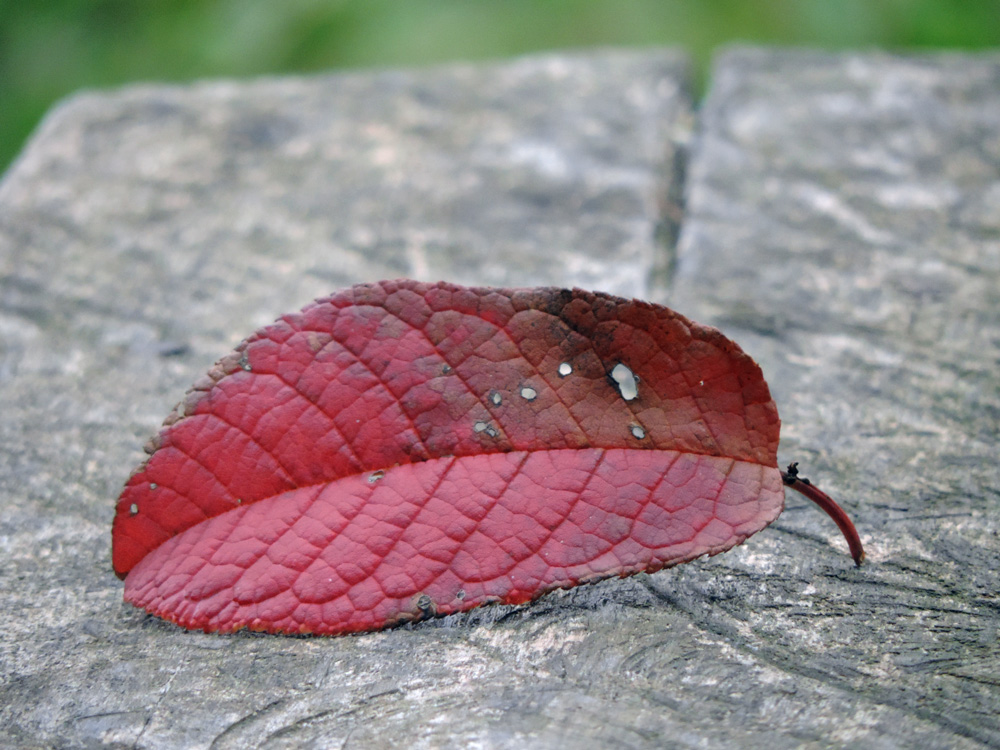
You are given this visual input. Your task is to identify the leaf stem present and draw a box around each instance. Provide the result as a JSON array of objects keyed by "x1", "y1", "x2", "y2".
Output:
[{"x1": 781, "y1": 463, "x2": 865, "y2": 566}]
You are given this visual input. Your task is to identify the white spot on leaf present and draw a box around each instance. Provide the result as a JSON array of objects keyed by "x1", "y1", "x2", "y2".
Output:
[
  {"x1": 558, "y1": 362, "x2": 572, "y2": 377},
  {"x1": 490, "y1": 391, "x2": 502, "y2": 406},
  {"x1": 368, "y1": 470, "x2": 385, "y2": 484},
  {"x1": 520, "y1": 387, "x2": 538, "y2": 401},
  {"x1": 630, "y1": 425, "x2": 646, "y2": 439},
  {"x1": 474, "y1": 421, "x2": 500, "y2": 438},
  {"x1": 129, "y1": 503, "x2": 139, "y2": 516},
  {"x1": 610, "y1": 363, "x2": 638, "y2": 401}
]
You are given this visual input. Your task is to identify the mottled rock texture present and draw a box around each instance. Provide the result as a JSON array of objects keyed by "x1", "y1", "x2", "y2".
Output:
[
  {"x1": 1, "y1": 46, "x2": 998, "y2": 748},
  {"x1": 669, "y1": 48, "x2": 1000, "y2": 749}
]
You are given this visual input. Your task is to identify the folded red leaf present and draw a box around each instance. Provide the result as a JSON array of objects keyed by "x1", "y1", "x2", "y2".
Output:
[{"x1": 113, "y1": 279, "x2": 815, "y2": 634}]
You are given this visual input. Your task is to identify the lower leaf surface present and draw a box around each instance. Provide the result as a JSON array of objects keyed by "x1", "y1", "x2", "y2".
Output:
[{"x1": 125, "y1": 448, "x2": 783, "y2": 635}]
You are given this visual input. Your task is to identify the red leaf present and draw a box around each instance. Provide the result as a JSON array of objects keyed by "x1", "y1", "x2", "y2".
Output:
[{"x1": 112, "y1": 280, "x2": 824, "y2": 634}]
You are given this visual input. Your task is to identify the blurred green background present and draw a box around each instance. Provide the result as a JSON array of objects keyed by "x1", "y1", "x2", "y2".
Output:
[{"x1": 2, "y1": 0, "x2": 999, "y2": 175}]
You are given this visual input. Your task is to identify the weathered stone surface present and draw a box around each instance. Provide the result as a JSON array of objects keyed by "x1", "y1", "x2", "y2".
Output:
[
  {"x1": 0, "y1": 49, "x2": 692, "y2": 748},
  {"x1": 669, "y1": 47, "x2": 1000, "y2": 748},
  {"x1": 2, "y1": 45, "x2": 998, "y2": 749}
]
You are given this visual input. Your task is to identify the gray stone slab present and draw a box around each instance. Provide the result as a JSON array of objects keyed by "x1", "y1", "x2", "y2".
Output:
[
  {"x1": 0, "y1": 49, "x2": 693, "y2": 748},
  {"x1": 668, "y1": 47, "x2": 1000, "y2": 748},
  {"x1": 5, "y1": 44, "x2": 998, "y2": 750}
]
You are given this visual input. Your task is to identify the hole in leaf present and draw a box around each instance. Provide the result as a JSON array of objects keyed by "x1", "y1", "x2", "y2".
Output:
[{"x1": 610, "y1": 363, "x2": 638, "y2": 401}]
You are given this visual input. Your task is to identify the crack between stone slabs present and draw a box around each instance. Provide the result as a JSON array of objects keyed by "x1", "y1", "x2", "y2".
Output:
[{"x1": 648, "y1": 119, "x2": 688, "y2": 300}]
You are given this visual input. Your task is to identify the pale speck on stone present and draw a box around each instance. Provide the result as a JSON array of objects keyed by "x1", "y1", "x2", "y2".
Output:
[
  {"x1": 630, "y1": 425, "x2": 646, "y2": 439},
  {"x1": 520, "y1": 386, "x2": 538, "y2": 401},
  {"x1": 559, "y1": 362, "x2": 572, "y2": 377},
  {"x1": 610, "y1": 363, "x2": 639, "y2": 400},
  {"x1": 490, "y1": 391, "x2": 502, "y2": 406}
]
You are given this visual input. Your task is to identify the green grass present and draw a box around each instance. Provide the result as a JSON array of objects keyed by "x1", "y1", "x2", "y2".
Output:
[{"x1": 2, "y1": 0, "x2": 999, "y2": 174}]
